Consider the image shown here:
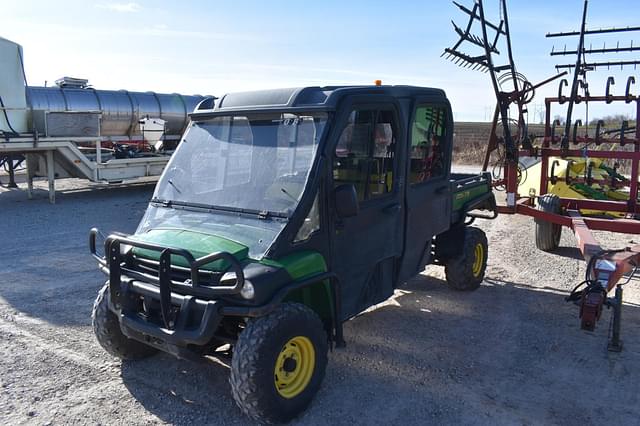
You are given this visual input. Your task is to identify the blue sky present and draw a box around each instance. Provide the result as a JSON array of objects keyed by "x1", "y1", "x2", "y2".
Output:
[{"x1": 2, "y1": 0, "x2": 639, "y2": 121}]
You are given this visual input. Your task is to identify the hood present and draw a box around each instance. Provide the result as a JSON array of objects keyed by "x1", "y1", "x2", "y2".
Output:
[{"x1": 130, "y1": 228, "x2": 249, "y2": 271}]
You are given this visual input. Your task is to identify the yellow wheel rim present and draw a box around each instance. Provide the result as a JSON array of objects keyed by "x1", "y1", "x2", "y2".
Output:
[
  {"x1": 274, "y1": 336, "x2": 315, "y2": 399},
  {"x1": 472, "y1": 243, "x2": 484, "y2": 278}
]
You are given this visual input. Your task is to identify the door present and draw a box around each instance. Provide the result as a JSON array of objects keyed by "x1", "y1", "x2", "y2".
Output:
[
  {"x1": 398, "y1": 101, "x2": 453, "y2": 283},
  {"x1": 330, "y1": 101, "x2": 404, "y2": 319}
]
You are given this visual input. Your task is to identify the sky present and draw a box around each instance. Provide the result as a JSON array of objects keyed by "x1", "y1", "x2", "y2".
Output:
[{"x1": 1, "y1": 0, "x2": 639, "y2": 122}]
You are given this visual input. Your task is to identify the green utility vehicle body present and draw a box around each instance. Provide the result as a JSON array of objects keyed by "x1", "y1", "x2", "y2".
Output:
[
  {"x1": 90, "y1": 84, "x2": 496, "y2": 351},
  {"x1": 89, "y1": 85, "x2": 496, "y2": 422}
]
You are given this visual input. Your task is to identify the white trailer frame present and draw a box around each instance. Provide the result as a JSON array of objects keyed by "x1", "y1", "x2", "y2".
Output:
[{"x1": 0, "y1": 135, "x2": 176, "y2": 203}]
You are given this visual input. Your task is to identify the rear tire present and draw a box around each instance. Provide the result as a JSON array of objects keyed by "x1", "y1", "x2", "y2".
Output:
[
  {"x1": 445, "y1": 227, "x2": 488, "y2": 291},
  {"x1": 230, "y1": 303, "x2": 328, "y2": 424},
  {"x1": 92, "y1": 284, "x2": 157, "y2": 360},
  {"x1": 535, "y1": 194, "x2": 562, "y2": 251}
]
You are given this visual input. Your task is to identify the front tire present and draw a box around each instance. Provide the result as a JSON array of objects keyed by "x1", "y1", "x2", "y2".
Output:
[
  {"x1": 92, "y1": 284, "x2": 157, "y2": 360},
  {"x1": 445, "y1": 227, "x2": 488, "y2": 291},
  {"x1": 230, "y1": 303, "x2": 328, "y2": 424}
]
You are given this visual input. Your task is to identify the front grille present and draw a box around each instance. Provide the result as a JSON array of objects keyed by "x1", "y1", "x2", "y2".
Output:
[{"x1": 127, "y1": 255, "x2": 223, "y2": 286}]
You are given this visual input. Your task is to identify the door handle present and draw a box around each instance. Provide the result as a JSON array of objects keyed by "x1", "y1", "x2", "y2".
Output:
[
  {"x1": 383, "y1": 203, "x2": 401, "y2": 214},
  {"x1": 436, "y1": 185, "x2": 449, "y2": 195}
]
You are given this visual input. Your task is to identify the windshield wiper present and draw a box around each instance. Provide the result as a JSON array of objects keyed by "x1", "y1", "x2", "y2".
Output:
[
  {"x1": 150, "y1": 198, "x2": 289, "y2": 219},
  {"x1": 280, "y1": 187, "x2": 298, "y2": 202},
  {"x1": 167, "y1": 179, "x2": 182, "y2": 194}
]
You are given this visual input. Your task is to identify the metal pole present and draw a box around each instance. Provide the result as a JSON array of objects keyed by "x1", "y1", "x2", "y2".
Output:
[
  {"x1": 25, "y1": 153, "x2": 33, "y2": 199},
  {"x1": 540, "y1": 99, "x2": 552, "y2": 196},
  {"x1": 608, "y1": 285, "x2": 623, "y2": 352},
  {"x1": 501, "y1": 0, "x2": 525, "y2": 131},
  {"x1": 482, "y1": 104, "x2": 500, "y2": 171},
  {"x1": 562, "y1": 0, "x2": 589, "y2": 154},
  {"x1": 7, "y1": 155, "x2": 18, "y2": 188},
  {"x1": 46, "y1": 149, "x2": 55, "y2": 204},
  {"x1": 477, "y1": 0, "x2": 515, "y2": 162},
  {"x1": 547, "y1": 25, "x2": 640, "y2": 37},
  {"x1": 95, "y1": 139, "x2": 101, "y2": 181},
  {"x1": 631, "y1": 98, "x2": 640, "y2": 214}
]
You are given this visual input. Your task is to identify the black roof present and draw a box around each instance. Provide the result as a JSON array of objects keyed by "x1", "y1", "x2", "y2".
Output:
[{"x1": 193, "y1": 85, "x2": 447, "y2": 114}]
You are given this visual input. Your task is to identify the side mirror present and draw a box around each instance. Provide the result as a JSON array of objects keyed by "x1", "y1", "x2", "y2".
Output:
[{"x1": 334, "y1": 184, "x2": 359, "y2": 219}]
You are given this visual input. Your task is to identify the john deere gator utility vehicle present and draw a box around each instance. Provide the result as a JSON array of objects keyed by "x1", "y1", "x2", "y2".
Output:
[{"x1": 89, "y1": 85, "x2": 497, "y2": 423}]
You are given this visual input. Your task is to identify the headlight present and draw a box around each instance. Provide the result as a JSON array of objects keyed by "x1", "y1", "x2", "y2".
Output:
[
  {"x1": 240, "y1": 280, "x2": 255, "y2": 300},
  {"x1": 221, "y1": 272, "x2": 254, "y2": 300}
]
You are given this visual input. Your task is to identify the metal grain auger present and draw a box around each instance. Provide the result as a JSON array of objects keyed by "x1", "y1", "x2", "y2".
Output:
[{"x1": 0, "y1": 36, "x2": 209, "y2": 202}]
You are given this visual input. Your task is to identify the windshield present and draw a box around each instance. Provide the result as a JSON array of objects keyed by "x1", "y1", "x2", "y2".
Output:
[
  {"x1": 136, "y1": 205, "x2": 285, "y2": 259},
  {"x1": 153, "y1": 112, "x2": 328, "y2": 216}
]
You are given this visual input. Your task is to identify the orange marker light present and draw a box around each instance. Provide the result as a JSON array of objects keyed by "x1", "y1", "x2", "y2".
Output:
[{"x1": 374, "y1": 79, "x2": 382, "y2": 86}]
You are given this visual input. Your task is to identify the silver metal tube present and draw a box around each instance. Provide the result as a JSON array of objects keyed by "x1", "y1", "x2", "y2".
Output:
[{"x1": 26, "y1": 86, "x2": 205, "y2": 136}]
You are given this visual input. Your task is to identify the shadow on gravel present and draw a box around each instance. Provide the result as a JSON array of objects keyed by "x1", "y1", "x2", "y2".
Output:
[
  {"x1": 0, "y1": 181, "x2": 154, "y2": 326},
  {"x1": 120, "y1": 353, "x2": 252, "y2": 426},
  {"x1": 116, "y1": 273, "x2": 640, "y2": 425},
  {"x1": 549, "y1": 246, "x2": 584, "y2": 260}
]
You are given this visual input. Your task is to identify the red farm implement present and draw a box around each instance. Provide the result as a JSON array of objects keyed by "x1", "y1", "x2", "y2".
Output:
[{"x1": 446, "y1": 0, "x2": 640, "y2": 351}]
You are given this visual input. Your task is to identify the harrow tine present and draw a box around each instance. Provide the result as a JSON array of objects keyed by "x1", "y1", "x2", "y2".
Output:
[{"x1": 453, "y1": 22, "x2": 465, "y2": 37}]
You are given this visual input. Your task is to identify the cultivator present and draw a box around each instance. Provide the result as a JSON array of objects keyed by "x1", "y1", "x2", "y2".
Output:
[
  {"x1": 444, "y1": 0, "x2": 566, "y2": 205},
  {"x1": 446, "y1": 0, "x2": 640, "y2": 350}
]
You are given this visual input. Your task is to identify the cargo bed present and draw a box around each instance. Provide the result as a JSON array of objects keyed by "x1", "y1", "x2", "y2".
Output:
[{"x1": 450, "y1": 172, "x2": 497, "y2": 223}]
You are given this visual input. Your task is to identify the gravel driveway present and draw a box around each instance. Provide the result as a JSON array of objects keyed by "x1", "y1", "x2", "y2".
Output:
[{"x1": 1, "y1": 178, "x2": 639, "y2": 425}]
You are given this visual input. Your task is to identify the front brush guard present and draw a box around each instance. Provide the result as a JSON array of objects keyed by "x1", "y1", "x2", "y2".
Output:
[{"x1": 89, "y1": 228, "x2": 245, "y2": 340}]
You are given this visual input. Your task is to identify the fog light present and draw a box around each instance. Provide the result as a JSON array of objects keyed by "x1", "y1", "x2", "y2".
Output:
[{"x1": 240, "y1": 280, "x2": 255, "y2": 300}]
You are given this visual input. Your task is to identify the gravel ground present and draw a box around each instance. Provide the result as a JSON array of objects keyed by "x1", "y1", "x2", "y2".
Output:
[{"x1": 1, "y1": 176, "x2": 640, "y2": 425}]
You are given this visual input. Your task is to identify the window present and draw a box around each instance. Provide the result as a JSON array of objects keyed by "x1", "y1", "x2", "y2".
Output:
[
  {"x1": 294, "y1": 193, "x2": 320, "y2": 242},
  {"x1": 155, "y1": 112, "x2": 327, "y2": 215},
  {"x1": 410, "y1": 105, "x2": 448, "y2": 184},
  {"x1": 333, "y1": 109, "x2": 397, "y2": 202}
]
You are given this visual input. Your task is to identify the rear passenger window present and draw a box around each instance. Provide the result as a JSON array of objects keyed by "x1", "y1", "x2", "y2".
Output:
[
  {"x1": 333, "y1": 109, "x2": 397, "y2": 202},
  {"x1": 410, "y1": 105, "x2": 448, "y2": 184}
]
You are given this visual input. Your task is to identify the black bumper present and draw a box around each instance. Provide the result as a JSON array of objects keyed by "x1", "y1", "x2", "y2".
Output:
[
  {"x1": 90, "y1": 229, "x2": 245, "y2": 354},
  {"x1": 90, "y1": 229, "x2": 347, "y2": 351},
  {"x1": 117, "y1": 279, "x2": 220, "y2": 343}
]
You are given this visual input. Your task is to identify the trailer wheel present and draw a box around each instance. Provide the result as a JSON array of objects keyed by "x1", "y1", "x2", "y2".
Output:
[
  {"x1": 535, "y1": 194, "x2": 562, "y2": 251},
  {"x1": 92, "y1": 284, "x2": 157, "y2": 360},
  {"x1": 445, "y1": 227, "x2": 488, "y2": 291},
  {"x1": 230, "y1": 303, "x2": 328, "y2": 424}
]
